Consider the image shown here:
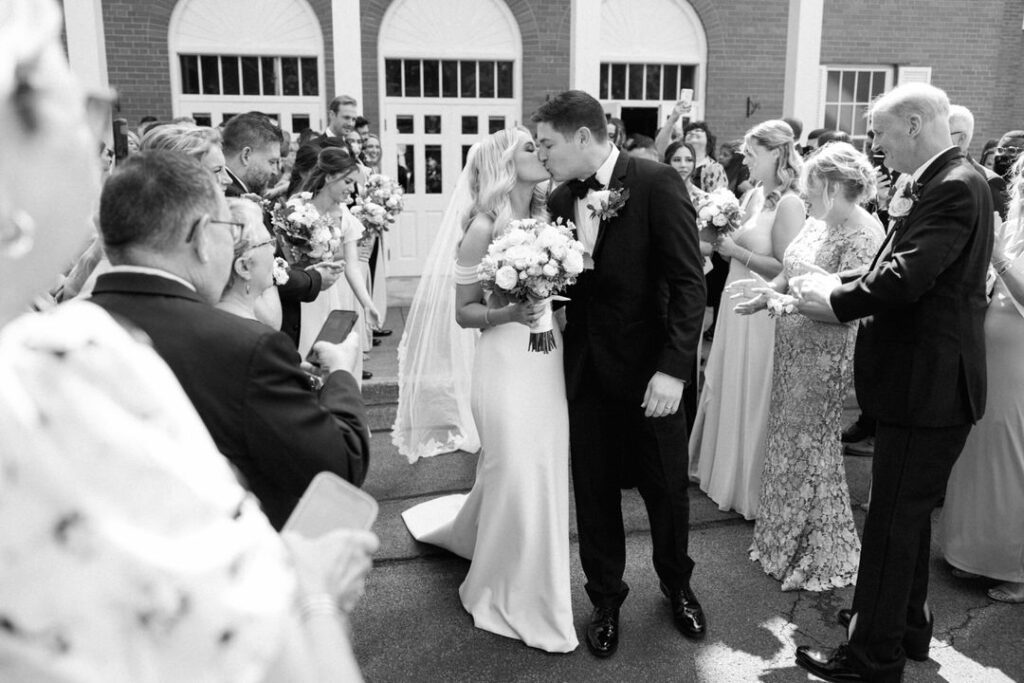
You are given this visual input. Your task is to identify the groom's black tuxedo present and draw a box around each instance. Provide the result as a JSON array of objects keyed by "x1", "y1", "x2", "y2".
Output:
[
  {"x1": 90, "y1": 271, "x2": 370, "y2": 529},
  {"x1": 829, "y1": 147, "x2": 992, "y2": 680},
  {"x1": 550, "y1": 152, "x2": 705, "y2": 608}
]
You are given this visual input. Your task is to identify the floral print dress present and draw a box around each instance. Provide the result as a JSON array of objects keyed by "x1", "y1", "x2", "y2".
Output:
[{"x1": 749, "y1": 218, "x2": 883, "y2": 591}]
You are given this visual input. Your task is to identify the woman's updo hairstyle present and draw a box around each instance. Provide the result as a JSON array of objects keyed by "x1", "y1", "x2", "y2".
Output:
[
  {"x1": 300, "y1": 146, "x2": 359, "y2": 195},
  {"x1": 140, "y1": 123, "x2": 220, "y2": 161},
  {"x1": 744, "y1": 119, "x2": 803, "y2": 209},
  {"x1": 802, "y1": 141, "x2": 877, "y2": 206}
]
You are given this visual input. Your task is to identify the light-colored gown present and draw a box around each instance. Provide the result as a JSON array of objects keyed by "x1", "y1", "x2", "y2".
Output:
[
  {"x1": 940, "y1": 265, "x2": 1024, "y2": 582},
  {"x1": 749, "y1": 218, "x2": 882, "y2": 591},
  {"x1": 689, "y1": 194, "x2": 798, "y2": 519},
  {"x1": 402, "y1": 267, "x2": 577, "y2": 653}
]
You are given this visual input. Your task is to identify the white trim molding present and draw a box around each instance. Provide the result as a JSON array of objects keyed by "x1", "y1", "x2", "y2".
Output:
[
  {"x1": 63, "y1": 0, "x2": 109, "y2": 90},
  {"x1": 782, "y1": 0, "x2": 824, "y2": 145},
  {"x1": 569, "y1": 0, "x2": 601, "y2": 93},
  {"x1": 331, "y1": 0, "x2": 362, "y2": 106}
]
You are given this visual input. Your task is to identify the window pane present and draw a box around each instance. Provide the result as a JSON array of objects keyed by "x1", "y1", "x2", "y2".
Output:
[
  {"x1": 479, "y1": 60, "x2": 495, "y2": 98},
  {"x1": 853, "y1": 104, "x2": 869, "y2": 136},
  {"x1": 497, "y1": 61, "x2": 513, "y2": 98},
  {"x1": 841, "y1": 104, "x2": 855, "y2": 134},
  {"x1": 200, "y1": 55, "x2": 219, "y2": 94},
  {"x1": 261, "y1": 57, "x2": 276, "y2": 95},
  {"x1": 241, "y1": 57, "x2": 260, "y2": 95},
  {"x1": 627, "y1": 64, "x2": 643, "y2": 100},
  {"x1": 404, "y1": 60, "x2": 421, "y2": 97},
  {"x1": 826, "y1": 71, "x2": 840, "y2": 101},
  {"x1": 193, "y1": 113, "x2": 212, "y2": 127},
  {"x1": 442, "y1": 60, "x2": 458, "y2": 98},
  {"x1": 221, "y1": 56, "x2": 240, "y2": 95},
  {"x1": 396, "y1": 115, "x2": 414, "y2": 134},
  {"x1": 281, "y1": 57, "x2": 300, "y2": 96},
  {"x1": 611, "y1": 64, "x2": 626, "y2": 99},
  {"x1": 824, "y1": 104, "x2": 838, "y2": 129},
  {"x1": 662, "y1": 64, "x2": 678, "y2": 100},
  {"x1": 855, "y1": 71, "x2": 870, "y2": 103},
  {"x1": 460, "y1": 60, "x2": 477, "y2": 98},
  {"x1": 462, "y1": 116, "x2": 478, "y2": 134},
  {"x1": 425, "y1": 145, "x2": 442, "y2": 193},
  {"x1": 870, "y1": 71, "x2": 886, "y2": 97},
  {"x1": 679, "y1": 66, "x2": 695, "y2": 93},
  {"x1": 423, "y1": 60, "x2": 440, "y2": 97},
  {"x1": 292, "y1": 114, "x2": 310, "y2": 132},
  {"x1": 462, "y1": 145, "x2": 473, "y2": 169},
  {"x1": 644, "y1": 64, "x2": 660, "y2": 101},
  {"x1": 385, "y1": 59, "x2": 402, "y2": 97},
  {"x1": 600, "y1": 63, "x2": 610, "y2": 99},
  {"x1": 399, "y1": 144, "x2": 414, "y2": 193},
  {"x1": 840, "y1": 71, "x2": 855, "y2": 103},
  {"x1": 180, "y1": 55, "x2": 200, "y2": 94},
  {"x1": 221, "y1": 113, "x2": 238, "y2": 125},
  {"x1": 424, "y1": 115, "x2": 441, "y2": 134},
  {"x1": 301, "y1": 57, "x2": 318, "y2": 96},
  {"x1": 488, "y1": 116, "x2": 504, "y2": 134}
]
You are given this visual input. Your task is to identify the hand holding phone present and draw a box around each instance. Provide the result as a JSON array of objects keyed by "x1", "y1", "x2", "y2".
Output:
[
  {"x1": 306, "y1": 309, "x2": 358, "y2": 361},
  {"x1": 679, "y1": 88, "x2": 693, "y2": 105}
]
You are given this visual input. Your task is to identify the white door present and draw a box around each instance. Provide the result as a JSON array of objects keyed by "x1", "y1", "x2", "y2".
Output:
[{"x1": 381, "y1": 102, "x2": 520, "y2": 276}]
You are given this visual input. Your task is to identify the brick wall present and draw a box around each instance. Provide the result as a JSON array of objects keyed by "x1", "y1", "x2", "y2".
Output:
[
  {"x1": 102, "y1": 0, "x2": 336, "y2": 128},
  {"x1": 359, "y1": 0, "x2": 570, "y2": 131},
  {"x1": 821, "y1": 0, "x2": 1020, "y2": 156}
]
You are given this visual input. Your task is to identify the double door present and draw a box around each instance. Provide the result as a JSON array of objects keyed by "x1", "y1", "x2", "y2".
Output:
[{"x1": 380, "y1": 102, "x2": 521, "y2": 276}]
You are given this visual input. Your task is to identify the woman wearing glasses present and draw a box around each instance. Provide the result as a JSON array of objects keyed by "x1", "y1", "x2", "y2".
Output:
[{"x1": 216, "y1": 198, "x2": 284, "y2": 328}]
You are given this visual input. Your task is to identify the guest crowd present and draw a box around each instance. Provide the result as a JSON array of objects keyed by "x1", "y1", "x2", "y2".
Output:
[{"x1": 1, "y1": 0, "x2": 1022, "y2": 681}]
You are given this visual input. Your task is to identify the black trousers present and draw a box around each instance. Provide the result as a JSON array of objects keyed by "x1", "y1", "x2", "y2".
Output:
[
  {"x1": 569, "y1": 372, "x2": 695, "y2": 609},
  {"x1": 847, "y1": 421, "x2": 971, "y2": 682}
]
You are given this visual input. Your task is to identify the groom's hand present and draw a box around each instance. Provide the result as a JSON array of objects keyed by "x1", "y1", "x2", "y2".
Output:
[{"x1": 642, "y1": 372, "x2": 685, "y2": 418}]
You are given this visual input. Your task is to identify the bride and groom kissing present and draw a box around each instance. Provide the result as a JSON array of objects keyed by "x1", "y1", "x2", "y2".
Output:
[{"x1": 397, "y1": 90, "x2": 707, "y2": 656}]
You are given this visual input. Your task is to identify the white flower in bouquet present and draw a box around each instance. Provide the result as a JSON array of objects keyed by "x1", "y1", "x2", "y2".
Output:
[
  {"x1": 562, "y1": 249, "x2": 585, "y2": 275},
  {"x1": 494, "y1": 265, "x2": 519, "y2": 290},
  {"x1": 272, "y1": 257, "x2": 290, "y2": 286},
  {"x1": 695, "y1": 188, "x2": 742, "y2": 237},
  {"x1": 271, "y1": 193, "x2": 344, "y2": 267}
]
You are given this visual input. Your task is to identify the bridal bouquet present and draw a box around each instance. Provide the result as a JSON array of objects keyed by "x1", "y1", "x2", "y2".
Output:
[
  {"x1": 477, "y1": 218, "x2": 585, "y2": 353},
  {"x1": 695, "y1": 188, "x2": 743, "y2": 236},
  {"x1": 270, "y1": 192, "x2": 343, "y2": 267},
  {"x1": 351, "y1": 173, "x2": 404, "y2": 239}
]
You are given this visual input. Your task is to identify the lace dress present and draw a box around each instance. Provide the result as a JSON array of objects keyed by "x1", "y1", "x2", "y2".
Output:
[{"x1": 750, "y1": 218, "x2": 883, "y2": 591}]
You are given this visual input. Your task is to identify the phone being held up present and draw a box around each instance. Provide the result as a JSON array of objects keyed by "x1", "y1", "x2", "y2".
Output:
[{"x1": 306, "y1": 309, "x2": 359, "y2": 365}]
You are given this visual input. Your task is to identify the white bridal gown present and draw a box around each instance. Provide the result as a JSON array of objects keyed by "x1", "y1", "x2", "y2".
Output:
[{"x1": 402, "y1": 314, "x2": 578, "y2": 653}]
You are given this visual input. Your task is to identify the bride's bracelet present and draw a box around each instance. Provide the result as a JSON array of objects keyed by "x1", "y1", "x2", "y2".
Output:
[
  {"x1": 744, "y1": 249, "x2": 754, "y2": 268},
  {"x1": 299, "y1": 593, "x2": 340, "y2": 623},
  {"x1": 484, "y1": 308, "x2": 492, "y2": 327}
]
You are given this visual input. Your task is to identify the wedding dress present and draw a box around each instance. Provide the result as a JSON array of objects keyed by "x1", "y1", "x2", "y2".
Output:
[{"x1": 398, "y1": 146, "x2": 577, "y2": 653}]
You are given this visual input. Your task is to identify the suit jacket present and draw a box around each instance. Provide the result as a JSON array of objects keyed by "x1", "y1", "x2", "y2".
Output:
[
  {"x1": 968, "y1": 155, "x2": 1008, "y2": 221},
  {"x1": 548, "y1": 154, "x2": 706, "y2": 402},
  {"x1": 225, "y1": 171, "x2": 323, "y2": 345},
  {"x1": 830, "y1": 148, "x2": 993, "y2": 428},
  {"x1": 89, "y1": 272, "x2": 370, "y2": 529}
]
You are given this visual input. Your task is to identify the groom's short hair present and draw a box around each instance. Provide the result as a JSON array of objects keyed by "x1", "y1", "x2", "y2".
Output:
[{"x1": 531, "y1": 90, "x2": 608, "y2": 142}]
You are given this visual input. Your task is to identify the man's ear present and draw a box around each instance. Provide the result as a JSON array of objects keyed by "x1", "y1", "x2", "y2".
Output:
[
  {"x1": 234, "y1": 253, "x2": 251, "y2": 279},
  {"x1": 239, "y1": 146, "x2": 253, "y2": 166},
  {"x1": 576, "y1": 127, "x2": 592, "y2": 147},
  {"x1": 907, "y1": 115, "x2": 922, "y2": 138},
  {"x1": 191, "y1": 214, "x2": 213, "y2": 263}
]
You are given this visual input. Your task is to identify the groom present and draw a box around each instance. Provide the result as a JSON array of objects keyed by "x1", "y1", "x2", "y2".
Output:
[{"x1": 533, "y1": 90, "x2": 707, "y2": 657}]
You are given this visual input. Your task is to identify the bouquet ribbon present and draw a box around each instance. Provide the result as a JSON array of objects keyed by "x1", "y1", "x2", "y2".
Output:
[{"x1": 527, "y1": 296, "x2": 568, "y2": 353}]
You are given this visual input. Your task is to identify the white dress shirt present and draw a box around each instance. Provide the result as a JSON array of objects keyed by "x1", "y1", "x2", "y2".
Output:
[{"x1": 574, "y1": 144, "x2": 619, "y2": 256}]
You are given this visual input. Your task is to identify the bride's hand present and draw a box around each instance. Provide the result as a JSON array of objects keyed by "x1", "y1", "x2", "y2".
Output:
[
  {"x1": 714, "y1": 234, "x2": 741, "y2": 259},
  {"x1": 504, "y1": 300, "x2": 543, "y2": 327}
]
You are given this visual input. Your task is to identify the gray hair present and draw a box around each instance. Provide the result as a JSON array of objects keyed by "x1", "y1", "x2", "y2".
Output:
[
  {"x1": 948, "y1": 105, "x2": 975, "y2": 147},
  {"x1": 870, "y1": 82, "x2": 950, "y2": 125}
]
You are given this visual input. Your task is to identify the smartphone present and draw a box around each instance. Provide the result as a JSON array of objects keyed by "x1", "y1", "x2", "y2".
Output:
[
  {"x1": 112, "y1": 117, "x2": 129, "y2": 160},
  {"x1": 283, "y1": 471, "x2": 378, "y2": 538},
  {"x1": 679, "y1": 88, "x2": 694, "y2": 105},
  {"x1": 305, "y1": 309, "x2": 359, "y2": 364}
]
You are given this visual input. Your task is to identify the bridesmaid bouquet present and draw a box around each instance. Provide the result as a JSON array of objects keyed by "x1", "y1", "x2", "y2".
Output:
[
  {"x1": 477, "y1": 218, "x2": 586, "y2": 353},
  {"x1": 351, "y1": 173, "x2": 404, "y2": 239},
  {"x1": 695, "y1": 188, "x2": 743, "y2": 236},
  {"x1": 270, "y1": 192, "x2": 342, "y2": 267}
]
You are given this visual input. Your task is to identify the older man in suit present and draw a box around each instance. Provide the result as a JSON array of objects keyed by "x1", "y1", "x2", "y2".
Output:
[
  {"x1": 792, "y1": 84, "x2": 993, "y2": 683},
  {"x1": 949, "y1": 104, "x2": 1008, "y2": 220},
  {"x1": 90, "y1": 150, "x2": 370, "y2": 529}
]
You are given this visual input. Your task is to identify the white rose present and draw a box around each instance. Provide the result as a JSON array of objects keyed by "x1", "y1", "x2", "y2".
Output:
[
  {"x1": 698, "y1": 206, "x2": 714, "y2": 221},
  {"x1": 506, "y1": 229, "x2": 528, "y2": 246},
  {"x1": 495, "y1": 265, "x2": 518, "y2": 290},
  {"x1": 589, "y1": 190, "x2": 611, "y2": 206},
  {"x1": 712, "y1": 213, "x2": 728, "y2": 227},
  {"x1": 542, "y1": 263, "x2": 559, "y2": 278},
  {"x1": 888, "y1": 195, "x2": 912, "y2": 217},
  {"x1": 563, "y1": 249, "x2": 584, "y2": 274},
  {"x1": 527, "y1": 264, "x2": 543, "y2": 276}
]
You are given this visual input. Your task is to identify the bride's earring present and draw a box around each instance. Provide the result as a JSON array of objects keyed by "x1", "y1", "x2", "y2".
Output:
[{"x1": 1, "y1": 209, "x2": 36, "y2": 259}]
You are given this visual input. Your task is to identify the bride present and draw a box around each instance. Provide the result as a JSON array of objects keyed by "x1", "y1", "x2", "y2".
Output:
[{"x1": 397, "y1": 128, "x2": 578, "y2": 653}]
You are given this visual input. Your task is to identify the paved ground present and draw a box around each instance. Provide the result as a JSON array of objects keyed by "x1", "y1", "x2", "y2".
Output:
[{"x1": 350, "y1": 284, "x2": 1024, "y2": 683}]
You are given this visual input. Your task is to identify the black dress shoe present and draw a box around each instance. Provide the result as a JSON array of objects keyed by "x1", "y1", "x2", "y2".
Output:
[
  {"x1": 841, "y1": 421, "x2": 873, "y2": 443},
  {"x1": 796, "y1": 644, "x2": 869, "y2": 682},
  {"x1": 585, "y1": 606, "x2": 619, "y2": 658},
  {"x1": 836, "y1": 609, "x2": 930, "y2": 662},
  {"x1": 659, "y1": 581, "x2": 706, "y2": 640},
  {"x1": 362, "y1": 370, "x2": 373, "y2": 380},
  {"x1": 372, "y1": 328, "x2": 393, "y2": 337},
  {"x1": 372, "y1": 338, "x2": 381, "y2": 346}
]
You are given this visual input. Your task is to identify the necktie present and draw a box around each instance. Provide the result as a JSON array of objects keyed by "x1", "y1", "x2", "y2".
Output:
[{"x1": 567, "y1": 174, "x2": 603, "y2": 200}]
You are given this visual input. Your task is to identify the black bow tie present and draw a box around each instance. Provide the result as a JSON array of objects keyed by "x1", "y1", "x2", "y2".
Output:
[{"x1": 567, "y1": 174, "x2": 603, "y2": 200}]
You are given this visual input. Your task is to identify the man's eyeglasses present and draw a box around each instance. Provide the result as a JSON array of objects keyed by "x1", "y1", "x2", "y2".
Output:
[
  {"x1": 995, "y1": 146, "x2": 1023, "y2": 156},
  {"x1": 243, "y1": 237, "x2": 277, "y2": 252},
  {"x1": 185, "y1": 215, "x2": 244, "y2": 243}
]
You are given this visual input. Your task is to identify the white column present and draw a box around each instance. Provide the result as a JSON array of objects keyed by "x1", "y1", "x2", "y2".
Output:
[
  {"x1": 63, "y1": 0, "x2": 109, "y2": 90},
  {"x1": 331, "y1": 0, "x2": 363, "y2": 106},
  {"x1": 782, "y1": 0, "x2": 824, "y2": 144},
  {"x1": 569, "y1": 0, "x2": 601, "y2": 96}
]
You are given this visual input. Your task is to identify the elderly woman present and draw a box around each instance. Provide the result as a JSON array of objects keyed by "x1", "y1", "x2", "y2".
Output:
[
  {"x1": 0, "y1": 1, "x2": 374, "y2": 680},
  {"x1": 216, "y1": 197, "x2": 283, "y2": 329},
  {"x1": 141, "y1": 122, "x2": 232, "y2": 192}
]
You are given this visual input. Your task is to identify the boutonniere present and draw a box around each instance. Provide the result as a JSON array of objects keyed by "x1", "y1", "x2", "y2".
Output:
[
  {"x1": 887, "y1": 177, "x2": 922, "y2": 219},
  {"x1": 587, "y1": 187, "x2": 630, "y2": 221}
]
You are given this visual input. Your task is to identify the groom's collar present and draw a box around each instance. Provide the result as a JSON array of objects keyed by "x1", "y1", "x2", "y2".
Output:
[{"x1": 583, "y1": 144, "x2": 618, "y2": 188}]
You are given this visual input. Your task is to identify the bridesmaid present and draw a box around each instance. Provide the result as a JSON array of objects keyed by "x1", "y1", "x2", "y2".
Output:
[
  {"x1": 940, "y1": 154, "x2": 1024, "y2": 603},
  {"x1": 688, "y1": 120, "x2": 804, "y2": 519}
]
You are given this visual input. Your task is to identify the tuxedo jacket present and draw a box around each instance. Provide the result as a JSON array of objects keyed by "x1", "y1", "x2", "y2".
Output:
[
  {"x1": 225, "y1": 174, "x2": 323, "y2": 345},
  {"x1": 549, "y1": 154, "x2": 706, "y2": 403},
  {"x1": 831, "y1": 148, "x2": 994, "y2": 428},
  {"x1": 89, "y1": 272, "x2": 370, "y2": 529},
  {"x1": 968, "y1": 156, "x2": 1008, "y2": 221}
]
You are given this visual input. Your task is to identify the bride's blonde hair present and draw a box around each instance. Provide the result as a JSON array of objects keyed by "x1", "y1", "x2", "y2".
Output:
[{"x1": 463, "y1": 126, "x2": 543, "y2": 236}]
